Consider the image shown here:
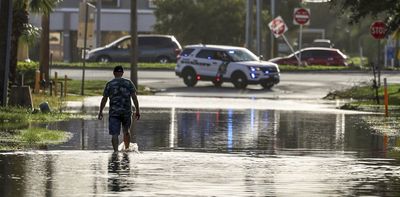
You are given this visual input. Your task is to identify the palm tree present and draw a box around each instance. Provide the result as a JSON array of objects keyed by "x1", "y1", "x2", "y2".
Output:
[{"x1": 10, "y1": 0, "x2": 61, "y2": 85}]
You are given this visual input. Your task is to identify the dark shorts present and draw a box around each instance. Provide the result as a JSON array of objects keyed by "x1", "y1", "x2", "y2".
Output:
[{"x1": 109, "y1": 114, "x2": 131, "y2": 136}]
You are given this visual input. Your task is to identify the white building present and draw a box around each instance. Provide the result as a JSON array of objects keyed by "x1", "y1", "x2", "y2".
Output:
[{"x1": 29, "y1": 0, "x2": 157, "y2": 62}]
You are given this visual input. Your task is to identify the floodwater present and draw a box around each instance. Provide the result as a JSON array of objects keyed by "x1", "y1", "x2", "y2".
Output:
[{"x1": 1, "y1": 108, "x2": 400, "y2": 196}]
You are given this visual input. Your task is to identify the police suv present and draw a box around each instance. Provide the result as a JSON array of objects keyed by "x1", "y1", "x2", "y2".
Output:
[{"x1": 175, "y1": 44, "x2": 280, "y2": 89}]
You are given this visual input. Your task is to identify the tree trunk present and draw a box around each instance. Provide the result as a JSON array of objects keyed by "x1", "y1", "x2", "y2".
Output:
[
  {"x1": 9, "y1": 4, "x2": 28, "y2": 85},
  {"x1": 39, "y1": 14, "x2": 50, "y2": 83},
  {"x1": 395, "y1": 29, "x2": 399, "y2": 67},
  {"x1": 0, "y1": 0, "x2": 13, "y2": 106}
]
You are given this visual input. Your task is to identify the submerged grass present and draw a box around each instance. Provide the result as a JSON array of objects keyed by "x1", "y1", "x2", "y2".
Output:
[
  {"x1": 0, "y1": 128, "x2": 70, "y2": 150},
  {"x1": 19, "y1": 128, "x2": 70, "y2": 145},
  {"x1": 0, "y1": 106, "x2": 74, "y2": 150}
]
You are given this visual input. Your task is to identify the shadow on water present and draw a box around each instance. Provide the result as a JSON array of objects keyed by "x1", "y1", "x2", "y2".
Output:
[{"x1": 1, "y1": 108, "x2": 400, "y2": 196}]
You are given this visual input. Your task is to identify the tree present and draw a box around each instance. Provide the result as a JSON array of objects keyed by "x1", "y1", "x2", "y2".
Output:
[
  {"x1": 10, "y1": 0, "x2": 61, "y2": 85},
  {"x1": 330, "y1": 0, "x2": 400, "y2": 66},
  {"x1": 154, "y1": 0, "x2": 246, "y2": 46},
  {"x1": 329, "y1": 0, "x2": 400, "y2": 34},
  {"x1": 31, "y1": 0, "x2": 61, "y2": 84}
]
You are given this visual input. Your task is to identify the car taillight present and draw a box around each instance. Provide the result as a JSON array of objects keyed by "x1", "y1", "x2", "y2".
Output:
[{"x1": 175, "y1": 48, "x2": 181, "y2": 56}]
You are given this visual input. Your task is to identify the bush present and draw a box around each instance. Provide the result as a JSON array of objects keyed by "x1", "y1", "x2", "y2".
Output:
[{"x1": 17, "y1": 61, "x2": 39, "y2": 87}]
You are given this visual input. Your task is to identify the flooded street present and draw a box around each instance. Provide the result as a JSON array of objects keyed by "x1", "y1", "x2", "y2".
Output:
[{"x1": 1, "y1": 104, "x2": 400, "y2": 196}]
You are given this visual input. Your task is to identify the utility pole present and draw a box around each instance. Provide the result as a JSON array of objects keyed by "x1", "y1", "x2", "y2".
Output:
[
  {"x1": 245, "y1": 0, "x2": 254, "y2": 51},
  {"x1": 256, "y1": 0, "x2": 262, "y2": 56},
  {"x1": 96, "y1": 0, "x2": 101, "y2": 47},
  {"x1": 0, "y1": 0, "x2": 13, "y2": 106},
  {"x1": 270, "y1": 0, "x2": 276, "y2": 59},
  {"x1": 130, "y1": 0, "x2": 138, "y2": 87}
]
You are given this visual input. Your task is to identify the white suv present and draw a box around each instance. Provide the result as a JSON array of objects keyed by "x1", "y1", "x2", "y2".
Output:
[{"x1": 175, "y1": 44, "x2": 280, "y2": 89}]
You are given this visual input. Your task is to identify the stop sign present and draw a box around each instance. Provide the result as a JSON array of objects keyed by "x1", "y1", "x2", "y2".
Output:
[
  {"x1": 293, "y1": 8, "x2": 310, "y2": 25},
  {"x1": 370, "y1": 21, "x2": 387, "y2": 39},
  {"x1": 268, "y1": 16, "x2": 288, "y2": 38}
]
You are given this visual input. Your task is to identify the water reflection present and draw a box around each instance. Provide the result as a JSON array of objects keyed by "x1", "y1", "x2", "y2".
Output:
[
  {"x1": 44, "y1": 108, "x2": 398, "y2": 155},
  {"x1": 0, "y1": 151, "x2": 400, "y2": 196},
  {"x1": 1, "y1": 107, "x2": 400, "y2": 196},
  {"x1": 108, "y1": 153, "x2": 133, "y2": 192}
]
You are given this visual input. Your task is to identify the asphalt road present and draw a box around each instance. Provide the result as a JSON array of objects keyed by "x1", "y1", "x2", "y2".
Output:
[{"x1": 52, "y1": 68, "x2": 400, "y2": 99}]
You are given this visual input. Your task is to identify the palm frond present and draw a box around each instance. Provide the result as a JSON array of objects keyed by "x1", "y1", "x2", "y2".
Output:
[{"x1": 29, "y1": 0, "x2": 62, "y2": 14}]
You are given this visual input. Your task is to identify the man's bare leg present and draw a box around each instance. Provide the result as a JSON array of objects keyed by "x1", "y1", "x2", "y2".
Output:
[
  {"x1": 123, "y1": 129, "x2": 130, "y2": 149},
  {"x1": 112, "y1": 135, "x2": 119, "y2": 152}
]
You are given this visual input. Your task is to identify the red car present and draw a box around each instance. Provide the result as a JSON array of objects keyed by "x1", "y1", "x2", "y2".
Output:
[{"x1": 269, "y1": 47, "x2": 349, "y2": 66}]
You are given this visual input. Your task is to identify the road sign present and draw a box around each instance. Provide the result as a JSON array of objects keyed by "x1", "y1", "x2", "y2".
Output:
[
  {"x1": 370, "y1": 21, "x2": 387, "y2": 39},
  {"x1": 268, "y1": 16, "x2": 288, "y2": 38},
  {"x1": 293, "y1": 8, "x2": 310, "y2": 25}
]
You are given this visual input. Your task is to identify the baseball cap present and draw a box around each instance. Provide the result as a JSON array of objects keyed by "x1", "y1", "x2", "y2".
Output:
[{"x1": 113, "y1": 65, "x2": 124, "y2": 73}]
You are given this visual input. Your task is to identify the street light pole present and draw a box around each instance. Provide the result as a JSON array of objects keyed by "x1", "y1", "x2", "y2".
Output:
[
  {"x1": 245, "y1": 0, "x2": 254, "y2": 51},
  {"x1": 270, "y1": 0, "x2": 275, "y2": 59},
  {"x1": 96, "y1": 0, "x2": 101, "y2": 47},
  {"x1": 130, "y1": 0, "x2": 138, "y2": 87},
  {"x1": 256, "y1": 0, "x2": 261, "y2": 55}
]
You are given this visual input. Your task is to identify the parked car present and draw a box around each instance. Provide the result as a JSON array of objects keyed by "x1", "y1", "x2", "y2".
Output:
[
  {"x1": 175, "y1": 44, "x2": 280, "y2": 89},
  {"x1": 86, "y1": 34, "x2": 182, "y2": 63},
  {"x1": 269, "y1": 47, "x2": 349, "y2": 66},
  {"x1": 311, "y1": 39, "x2": 334, "y2": 48}
]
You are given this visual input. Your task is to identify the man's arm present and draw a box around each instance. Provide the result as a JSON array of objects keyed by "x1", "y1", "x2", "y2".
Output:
[
  {"x1": 131, "y1": 92, "x2": 140, "y2": 120},
  {"x1": 98, "y1": 96, "x2": 108, "y2": 120}
]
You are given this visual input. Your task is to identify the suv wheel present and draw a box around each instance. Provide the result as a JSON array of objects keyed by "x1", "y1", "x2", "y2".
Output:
[
  {"x1": 97, "y1": 55, "x2": 111, "y2": 63},
  {"x1": 182, "y1": 69, "x2": 197, "y2": 87},
  {"x1": 212, "y1": 79, "x2": 223, "y2": 87},
  {"x1": 157, "y1": 56, "x2": 170, "y2": 64},
  {"x1": 261, "y1": 81, "x2": 274, "y2": 89},
  {"x1": 232, "y1": 72, "x2": 247, "y2": 89}
]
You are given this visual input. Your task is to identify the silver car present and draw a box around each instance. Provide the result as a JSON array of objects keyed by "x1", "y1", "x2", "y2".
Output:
[{"x1": 86, "y1": 34, "x2": 182, "y2": 63}]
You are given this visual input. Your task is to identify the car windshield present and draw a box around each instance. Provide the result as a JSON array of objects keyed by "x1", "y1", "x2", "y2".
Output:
[{"x1": 226, "y1": 48, "x2": 259, "y2": 62}]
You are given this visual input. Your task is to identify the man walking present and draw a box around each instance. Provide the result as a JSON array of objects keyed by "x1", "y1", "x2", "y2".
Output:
[{"x1": 98, "y1": 65, "x2": 140, "y2": 152}]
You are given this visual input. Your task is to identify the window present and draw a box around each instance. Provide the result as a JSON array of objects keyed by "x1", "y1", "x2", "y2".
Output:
[
  {"x1": 300, "y1": 50, "x2": 313, "y2": 59},
  {"x1": 196, "y1": 50, "x2": 216, "y2": 60},
  {"x1": 139, "y1": 37, "x2": 172, "y2": 47},
  {"x1": 89, "y1": 0, "x2": 120, "y2": 8},
  {"x1": 180, "y1": 48, "x2": 195, "y2": 57},
  {"x1": 313, "y1": 50, "x2": 331, "y2": 58},
  {"x1": 226, "y1": 49, "x2": 257, "y2": 62},
  {"x1": 116, "y1": 39, "x2": 131, "y2": 49}
]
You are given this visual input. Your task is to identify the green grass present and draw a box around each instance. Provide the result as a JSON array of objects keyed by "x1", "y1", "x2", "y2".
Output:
[
  {"x1": 18, "y1": 128, "x2": 70, "y2": 145},
  {"x1": 65, "y1": 79, "x2": 154, "y2": 96},
  {"x1": 326, "y1": 83, "x2": 400, "y2": 105},
  {"x1": 325, "y1": 83, "x2": 400, "y2": 113},
  {"x1": 53, "y1": 62, "x2": 176, "y2": 70},
  {"x1": 0, "y1": 107, "x2": 72, "y2": 150},
  {"x1": 30, "y1": 79, "x2": 153, "y2": 112},
  {"x1": 0, "y1": 106, "x2": 74, "y2": 129},
  {"x1": 0, "y1": 128, "x2": 70, "y2": 150},
  {"x1": 52, "y1": 61, "x2": 384, "y2": 72},
  {"x1": 67, "y1": 80, "x2": 106, "y2": 96},
  {"x1": 278, "y1": 64, "x2": 352, "y2": 71}
]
